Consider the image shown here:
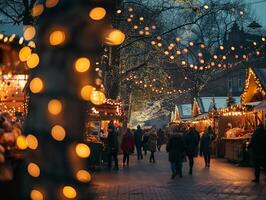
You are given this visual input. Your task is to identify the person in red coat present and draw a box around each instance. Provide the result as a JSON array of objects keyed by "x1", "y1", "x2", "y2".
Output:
[{"x1": 121, "y1": 128, "x2": 134, "y2": 167}]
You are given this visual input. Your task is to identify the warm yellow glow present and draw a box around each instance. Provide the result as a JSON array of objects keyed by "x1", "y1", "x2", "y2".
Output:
[
  {"x1": 24, "y1": 26, "x2": 36, "y2": 41},
  {"x1": 45, "y1": 0, "x2": 59, "y2": 8},
  {"x1": 26, "y1": 134, "x2": 38, "y2": 150},
  {"x1": 75, "y1": 143, "x2": 90, "y2": 158},
  {"x1": 103, "y1": 29, "x2": 125, "y2": 46},
  {"x1": 76, "y1": 170, "x2": 91, "y2": 183},
  {"x1": 51, "y1": 125, "x2": 66, "y2": 141},
  {"x1": 28, "y1": 41, "x2": 36, "y2": 48},
  {"x1": 27, "y1": 53, "x2": 40, "y2": 69},
  {"x1": 48, "y1": 99, "x2": 62, "y2": 115},
  {"x1": 90, "y1": 90, "x2": 106, "y2": 105},
  {"x1": 75, "y1": 57, "x2": 90, "y2": 72},
  {"x1": 49, "y1": 30, "x2": 65, "y2": 46},
  {"x1": 80, "y1": 85, "x2": 94, "y2": 101},
  {"x1": 32, "y1": 4, "x2": 44, "y2": 17},
  {"x1": 27, "y1": 162, "x2": 40, "y2": 177},
  {"x1": 62, "y1": 186, "x2": 77, "y2": 199},
  {"x1": 30, "y1": 190, "x2": 44, "y2": 200},
  {"x1": 16, "y1": 135, "x2": 28, "y2": 150},
  {"x1": 89, "y1": 7, "x2": 106, "y2": 20},
  {"x1": 19, "y1": 46, "x2": 32, "y2": 62},
  {"x1": 30, "y1": 77, "x2": 44, "y2": 93}
]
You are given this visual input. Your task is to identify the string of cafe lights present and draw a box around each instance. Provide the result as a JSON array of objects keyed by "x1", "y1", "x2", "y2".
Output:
[
  {"x1": 118, "y1": 3, "x2": 266, "y2": 74},
  {"x1": 13, "y1": 0, "x2": 126, "y2": 200},
  {"x1": 124, "y1": 73, "x2": 192, "y2": 95}
]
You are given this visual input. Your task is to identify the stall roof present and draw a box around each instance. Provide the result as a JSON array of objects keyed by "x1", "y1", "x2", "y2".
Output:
[
  {"x1": 178, "y1": 104, "x2": 192, "y2": 118},
  {"x1": 254, "y1": 100, "x2": 266, "y2": 111},
  {"x1": 197, "y1": 97, "x2": 240, "y2": 113},
  {"x1": 254, "y1": 68, "x2": 266, "y2": 90}
]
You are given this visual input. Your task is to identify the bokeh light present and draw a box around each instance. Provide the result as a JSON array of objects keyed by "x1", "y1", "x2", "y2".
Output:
[
  {"x1": 89, "y1": 7, "x2": 106, "y2": 20},
  {"x1": 27, "y1": 162, "x2": 40, "y2": 178},
  {"x1": 75, "y1": 57, "x2": 90, "y2": 72},
  {"x1": 75, "y1": 143, "x2": 90, "y2": 158},
  {"x1": 48, "y1": 99, "x2": 62, "y2": 115},
  {"x1": 51, "y1": 125, "x2": 66, "y2": 141},
  {"x1": 30, "y1": 77, "x2": 44, "y2": 93}
]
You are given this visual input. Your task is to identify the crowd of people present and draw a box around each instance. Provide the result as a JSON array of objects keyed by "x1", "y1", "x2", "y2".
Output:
[
  {"x1": 105, "y1": 123, "x2": 266, "y2": 183},
  {"x1": 105, "y1": 123, "x2": 217, "y2": 178}
]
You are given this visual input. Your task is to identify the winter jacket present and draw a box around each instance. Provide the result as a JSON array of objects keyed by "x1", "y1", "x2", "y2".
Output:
[
  {"x1": 200, "y1": 133, "x2": 213, "y2": 155},
  {"x1": 142, "y1": 133, "x2": 150, "y2": 151},
  {"x1": 157, "y1": 130, "x2": 165, "y2": 145},
  {"x1": 248, "y1": 126, "x2": 266, "y2": 161},
  {"x1": 121, "y1": 132, "x2": 134, "y2": 154},
  {"x1": 107, "y1": 129, "x2": 119, "y2": 153},
  {"x1": 134, "y1": 128, "x2": 143, "y2": 147},
  {"x1": 166, "y1": 133, "x2": 185, "y2": 163},
  {"x1": 147, "y1": 132, "x2": 157, "y2": 152},
  {"x1": 185, "y1": 130, "x2": 200, "y2": 157}
]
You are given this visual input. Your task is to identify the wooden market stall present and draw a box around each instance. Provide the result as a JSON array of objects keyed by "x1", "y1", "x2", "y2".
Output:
[
  {"x1": 221, "y1": 67, "x2": 266, "y2": 163},
  {"x1": 85, "y1": 99, "x2": 124, "y2": 167}
]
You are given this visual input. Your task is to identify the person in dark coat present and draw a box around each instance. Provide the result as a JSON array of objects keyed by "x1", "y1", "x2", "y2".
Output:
[
  {"x1": 142, "y1": 130, "x2": 150, "y2": 155},
  {"x1": 200, "y1": 126, "x2": 214, "y2": 168},
  {"x1": 147, "y1": 129, "x2": 157, "y2": 163},
  {"x1": 107, "y1": 124, "x2": 119, "y2": 170},
  {"x1": 166, "y1": 129, "x2": 186, "y2": 179},
  {"x1": 185, "y1": 127, "x2": 200, "y2": 175},
  {"x1": 121, "y1": 128, "x2": 134, "y2": 167},
  {"x1": 157, "y1": 129, "x2": 165, "y2": 151},
  {"x1": 248, "y1": 124, "x2": 266, "y2": 183},
  {"x1": 134, "y1": 125, "x2": 143, "y2": 160}
]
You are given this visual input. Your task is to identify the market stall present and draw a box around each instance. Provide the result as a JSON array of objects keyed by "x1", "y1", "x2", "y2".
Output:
[
  {"x1": 85, "y1": 99, "x2": 124, "y2": 168},
  {"x1": 0, "y1": 33, "x2": 31, "y2": 182}
]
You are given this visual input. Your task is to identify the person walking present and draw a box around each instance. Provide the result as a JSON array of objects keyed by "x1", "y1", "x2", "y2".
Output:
[
  {"x1": 248, "y1": 124, "x2": 266, "y2": 183},
  {"x1": 121, "y1": 128, "x2": 134, "y2": 167},
  {"x1": 147, "y1": 129, "x2": 157, "y2": 163},
  {"x1": 166, "y1": 128, "x2": 186, "y2": 179},
  {"x1": 142, "y1": 130, "x2": 150, "y2": 155},
  {"x1": 200, "y1": 126, "x2": 214, "y2": 168},
  {"x1": 107, "y1": 124, "x2": 119, "y2": 170},
  {"x1": 134, "y1": 125, "x2": 143, "y2": 160},
  {"x1": 157, "y1": 128, "x2": 165, "y2": 151},
  {"x1": 185, "y1": 126, "x2": 200, "y2": 175}
]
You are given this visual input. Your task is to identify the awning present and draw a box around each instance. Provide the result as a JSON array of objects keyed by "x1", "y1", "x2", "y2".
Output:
[
  {"x1": 244, "y1": 101, "x2": 261, "y2": 106},
  {"x1": 254, "y1": 100, "x2": 266, "y2": 111}
]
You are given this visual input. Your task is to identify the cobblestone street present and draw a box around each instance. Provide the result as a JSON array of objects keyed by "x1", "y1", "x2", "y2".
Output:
[{"x1": 92, "y1": 147, "x2": 266, "y2": 200}]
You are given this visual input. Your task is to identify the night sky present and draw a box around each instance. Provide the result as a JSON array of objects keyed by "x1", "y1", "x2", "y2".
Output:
[{"x1": 0, "y1": 1, "x2": 266, "y2": 35}]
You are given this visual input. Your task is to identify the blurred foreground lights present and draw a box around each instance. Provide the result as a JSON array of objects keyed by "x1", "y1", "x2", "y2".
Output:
[
  {"x1": 75, "y1": 143, "x2": 90, "y2": 158},
  {"x1": 204, "y1": 4, "x2": 209, "y2": 9},
  {"x1": 30, "y1": 190, "x2": 44, "y2": 200},
  {"x1": 26, "y1": 134, "x2": 38, "y2": 150},
  {"x1": 103, "y1": 29, "x2": 125, "y2": 46},
  {"x1": 16, "y1": 135, "x2": 28, "y2": 150},
  {"x1": 45, "y1": 0, "x2": 59, "y2": 8},
  {"x1": 23, "y1": 26, "x2": 36, "y2": 41},
  {"x1": 27, "y1": 163, "x2": 40, "y2": 178},
  {"x1": 19, "y1": 46, "x2": 32, "y2": 62},
  {"x1": 51, "y1": 125, "x2": 66, "y2": 141},
  {"x1": 49, "y1": 30, "x2": 66, "y2": 46},
  {"x1": 75, "y1": 57, "x2": 90, "y2": 72},
  {"x1": 32, "y1": 4, "x2": 44, "y2": 17},
  {"x1": 76, "y1": 170, "x2": 92, "y2": 183},
  {"x1": 63, "y1": 186, "x2": 77, "y2": 199},
  {"x1": 27, "y1": 53, "x2": 40, "y2": 69},
  {"x1": 48, "y1": 99, "x2": 62, "y2": 115},
  {"x1": 30, "y1": 77, "x2": 44, "y2": 93},
  {"x1": 90, "y1": 90, "x2": 106, "y2": 105},
  {"x1": 89, "y1": 7, "x2": 106, "y2": 20},
  {"x1": 80, "y1": 85, "x2": 94, "y2": 101}
]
